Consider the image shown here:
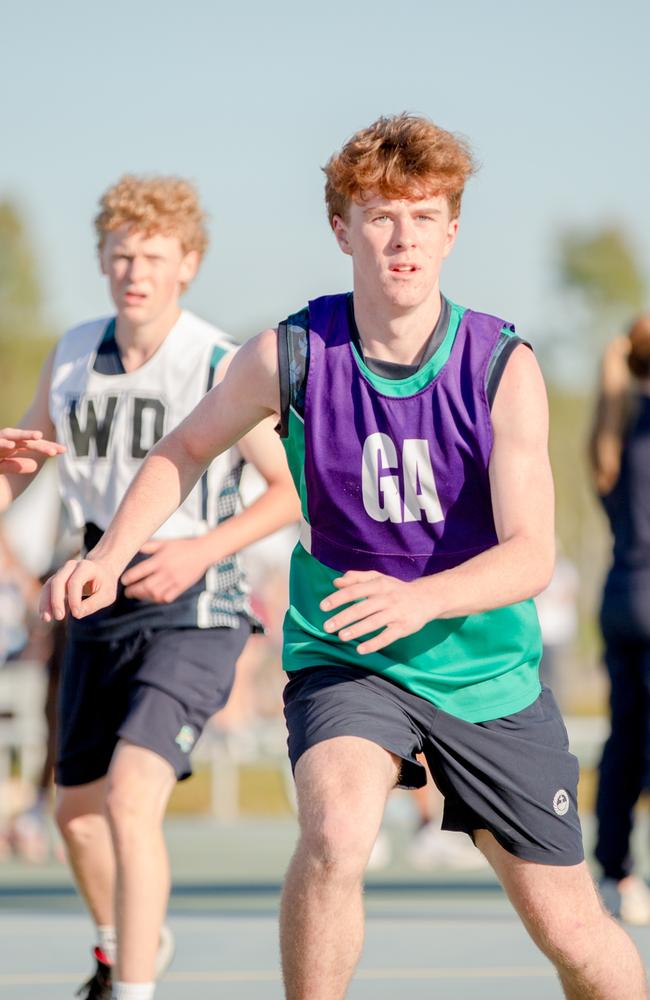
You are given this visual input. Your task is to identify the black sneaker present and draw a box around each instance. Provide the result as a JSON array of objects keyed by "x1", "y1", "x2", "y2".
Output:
[{"x1": 76, "y1": 946, "x2": 112, "y2": 999}]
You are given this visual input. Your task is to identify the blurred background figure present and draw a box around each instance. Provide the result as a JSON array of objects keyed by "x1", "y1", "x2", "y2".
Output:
[
  {"x1": 406, "y1": 754, "x2": 487, "y2": 871},
  {"x1": 590, "y1": 314, "x2": 650, "y2": 923},
  {"x1": 5, "y1": 613, "x2": 66, "y2": 864},
  {"x1": 534, "y1": 543, "x2": 579, "y2": 695},
  {"x1": 368, "y1": 757, "x2": 488, "y2": 873},
  {"x1": 211, "y1": 466, "x2": 296, "y2": 746},
  {"x1": 0, "y1": 527, "x2": 50, "y2": 860},
  {"x1": 0, "y1": 466, "x2": 77, "y2": 864},
  {"x1": 0, "y1": 528, "x2": 40, "y2": 664},
  {"x1": 406, "y1": 774, "x2": 488, "y2": 872}
]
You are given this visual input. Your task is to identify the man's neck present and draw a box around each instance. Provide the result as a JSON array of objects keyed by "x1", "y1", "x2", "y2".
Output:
[
  {"x1": 114, "y1": 305, "x2": 182, "y2": 372},
  {"x1": 351, "y1": 284, "x2": 442, "y2": 367}
]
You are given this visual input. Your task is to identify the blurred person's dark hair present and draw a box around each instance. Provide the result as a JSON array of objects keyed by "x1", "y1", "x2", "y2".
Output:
[
  {"x1": 627, "y1": 314, "x2": 650, "y2": 379},
  {"x1": 589, "y1": 313, "x2": 650, "y2": 495}
]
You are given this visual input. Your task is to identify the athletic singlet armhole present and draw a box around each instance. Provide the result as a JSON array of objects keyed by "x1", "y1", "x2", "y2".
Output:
[
  {"x1": 486, "y1": 334, "x2": 532, "y2": 410},
  {"x1": 279, "y1": 306, "x2": 514, "y2": 424},
  {"x1": 277, "y1": 321, "x2": 291, "y2": 438},
  {"x1": 277, "y1": 308, "x2": 310, "y2": 437}
]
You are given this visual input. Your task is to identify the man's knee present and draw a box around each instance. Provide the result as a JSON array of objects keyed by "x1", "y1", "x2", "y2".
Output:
[
  {"x1": 104, "y1": 777, "x2": 159, "y2": 842},
  {"x1": 526, "y1": 886, "x2": 611, "y2": 971},
  {"x1": 293, "y1": 738, "x2": 397, "y2": 869},
  {"x1": 542, "y1": 910, "x2": 605, "y2": 963},
  {"x1": 298, "y1": 806, "x2": 377, "y2": 880},
  {"x1": 55, "y1": 787, "x2": 107, "y2": 847},
  {"x1": 105, "y1": 745, "x2": 175, "y2": 842}
]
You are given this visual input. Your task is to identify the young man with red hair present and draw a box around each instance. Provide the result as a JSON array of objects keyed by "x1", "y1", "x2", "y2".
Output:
[
  {"x1": 45, "y1": 117, "x2": 647, "y2": 998},
  {"x1": 1, "y1": 175, "x2": 299, "y2": 1000}
]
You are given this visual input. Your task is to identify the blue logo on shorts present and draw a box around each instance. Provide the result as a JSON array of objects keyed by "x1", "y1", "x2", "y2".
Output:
[{"x1": 175, "y1": 724, "x2": 196, "y2": 754}]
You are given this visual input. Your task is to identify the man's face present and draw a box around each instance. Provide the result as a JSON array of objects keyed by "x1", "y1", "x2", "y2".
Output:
[
  {"x1": 100, "y1": 227, "x2": 199, "y2": 326},
  {"x1": 332, "y1": 193, "x2": 458, "y2": 312}
]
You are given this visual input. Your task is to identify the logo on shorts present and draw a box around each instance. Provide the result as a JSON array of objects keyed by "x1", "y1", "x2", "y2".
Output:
[
  {"x1": 175, "y1": 724, "x2": 196, "y2": 754},
  {"x1": 553, "y1": 788, "x2": 570, "y2": 816}
]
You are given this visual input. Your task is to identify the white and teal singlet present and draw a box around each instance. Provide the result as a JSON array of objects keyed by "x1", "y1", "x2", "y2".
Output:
[{"x1": 49, "y1": 310, "x2": 256, "y2": 635}]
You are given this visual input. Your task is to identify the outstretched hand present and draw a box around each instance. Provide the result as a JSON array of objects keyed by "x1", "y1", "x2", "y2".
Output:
[
  {"x1": 120, "y1": 537, "x2": 210, "y2": 604},
  {"x1": 40, "y1": 558, "x2": 118, "y2": 623},
  {"x1": 0, "y1": 428, "x2": 64, "y2": 474},
  {"x1": 320, "y1": 570, "x2": 431, "y2": 655}
]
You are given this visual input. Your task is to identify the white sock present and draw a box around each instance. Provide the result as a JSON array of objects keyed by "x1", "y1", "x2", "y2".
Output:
[
  {"x1": 97, "y1": 925, "x2": 117, "y2": 965},
  {"x1": 112, "y1": 983, "x2": 155, "y2": 1000}
]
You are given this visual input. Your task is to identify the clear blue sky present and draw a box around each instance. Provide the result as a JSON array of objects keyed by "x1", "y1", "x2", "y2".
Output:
[{"x1": 2, "y1": 0, "x2": 649, "y2": 350}]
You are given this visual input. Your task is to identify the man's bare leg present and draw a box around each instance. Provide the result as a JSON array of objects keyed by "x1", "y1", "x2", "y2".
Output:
[
  {"x1": 105, "y1": 742, "x2": 176, "y2": 983},
  {"x1": 476, "y1": 829, "x2": 648, "y2": 999},
  {"x1": 56, "y1": 778, "x2": 115, "y2": 928},
  {"x1": 280, "y1": 736, "x2": 399, "y2": 1000}
]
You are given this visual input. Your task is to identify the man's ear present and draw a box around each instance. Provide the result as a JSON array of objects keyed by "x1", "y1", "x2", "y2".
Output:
[
  {"x1": 332, "y1": 215, "x2": 353, "y2": 257},
  {"x1": 442, "y1": 218, "x2": 460, "y2": 259},
  {"x1": 179, "y1": 249, "x2": 200, "y2": 286}
]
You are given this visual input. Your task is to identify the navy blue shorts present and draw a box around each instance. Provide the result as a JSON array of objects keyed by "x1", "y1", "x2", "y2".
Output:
[
  {"x1": 56, "y1": 621, "x2": 250, "y2": 786},
  {"x1": 283, "y1": 665, "x2": 584, "y2": 866}
]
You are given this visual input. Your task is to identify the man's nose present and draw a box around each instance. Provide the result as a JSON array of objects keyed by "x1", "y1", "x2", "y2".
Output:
[
  {"x1": 128, "y1": 256, "x2": 147, "y2": 282},
  {"x1": 392, "y1": 219, "x2": 417, "y2": 250}
]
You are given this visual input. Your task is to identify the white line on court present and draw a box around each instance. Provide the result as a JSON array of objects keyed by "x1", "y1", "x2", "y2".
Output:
[{"x1": 0, "y1": 966, "x2": 558, "y2": 985}]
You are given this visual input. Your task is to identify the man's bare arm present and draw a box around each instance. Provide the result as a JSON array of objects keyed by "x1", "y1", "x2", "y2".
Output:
[
  {"x1": 119, "y1": 414, "x2": 300, "y2": 603},
  {"x1": 42, "y1": 327, "x2": 281, "y2": 620},
  {"x1": 418, "y1": 342, "x2": 555, "y2": 612}
]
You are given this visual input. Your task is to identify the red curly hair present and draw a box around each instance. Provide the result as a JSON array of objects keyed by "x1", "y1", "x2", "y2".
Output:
[
  {"x1": 95, "y1": 175, "x2": 209, "y2": 258},
  {"x1": 324, "y1": 113, "x2": 476, "y2": 225}
]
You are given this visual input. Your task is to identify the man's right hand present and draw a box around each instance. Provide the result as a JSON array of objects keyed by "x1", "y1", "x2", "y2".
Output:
[
  {"x1": 40, "y1": 558, "x2": 119, "y2": 622},
  {"x1": 0, "y1": 428, "x2": 64, "y2": 474}
]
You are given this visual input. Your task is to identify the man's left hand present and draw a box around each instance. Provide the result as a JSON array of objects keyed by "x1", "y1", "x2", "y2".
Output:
[
  {"x1": 121, "y1": 538, "x2": 210, "y2": 604},
  {"x1": 320, "y1": 570, "x2": 431, "y2": 654}
]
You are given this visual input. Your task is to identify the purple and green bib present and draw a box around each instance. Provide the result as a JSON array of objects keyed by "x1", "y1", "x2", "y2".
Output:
[{"x1": 280, "y1": 294, "x2": 542, "y2": 723}]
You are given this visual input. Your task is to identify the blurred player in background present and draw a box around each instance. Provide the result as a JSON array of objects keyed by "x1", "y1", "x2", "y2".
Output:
[
  {"x1": 0, "y1": 176, "x2": 299, "y2": 1000},
  {"x1": 534, "y1": 543, "x2": 579, "y2": 693},
  {"x1": 1, "y1": 490, "x2": 80, "y2": 865},
  {"x1": 0, "y1": 526, "x2": 47, "y2": 859},
  {"x1": 0, "y1": 527, "x2": 41, "y2": 663},
  {"x1": 591, "y1": 315, "x2": 650, "y2": 924},
  {"x1": 43, "y1": 119, "x2": 646, "y2": 998}
]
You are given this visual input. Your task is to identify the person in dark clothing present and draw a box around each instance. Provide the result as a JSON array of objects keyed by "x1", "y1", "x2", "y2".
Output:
[{"x1": 592, "y1": 314, "x2": 650, "y2": 923}]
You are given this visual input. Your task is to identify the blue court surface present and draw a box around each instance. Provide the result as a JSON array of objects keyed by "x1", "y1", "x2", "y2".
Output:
[{"x1": 2, "y1": 815, "x2": 650, "y2": 999}]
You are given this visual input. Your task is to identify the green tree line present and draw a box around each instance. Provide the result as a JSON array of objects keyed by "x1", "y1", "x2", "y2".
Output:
[{"x1": 0, "y1": 201, "x2": 56, "y2": 425}]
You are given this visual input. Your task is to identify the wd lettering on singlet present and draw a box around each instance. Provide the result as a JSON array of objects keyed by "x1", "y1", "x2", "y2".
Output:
[
  {"x1": 68, "y1": 396, "x2": 118, "y2": 458},
  {"x1": 67, "y1": 394, "x2": 166, "y2": 459},
  {"x1": 361, "y1": 432, "x2": 444, "y2": 524},
  {"x1": 131, "y1": 398, "x2": 165, "y2": 458}
]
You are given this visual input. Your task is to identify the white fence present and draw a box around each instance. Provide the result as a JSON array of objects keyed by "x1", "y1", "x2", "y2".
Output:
[{"x1": 0, "y1": 661, "x2": 47, "y2": 819}]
